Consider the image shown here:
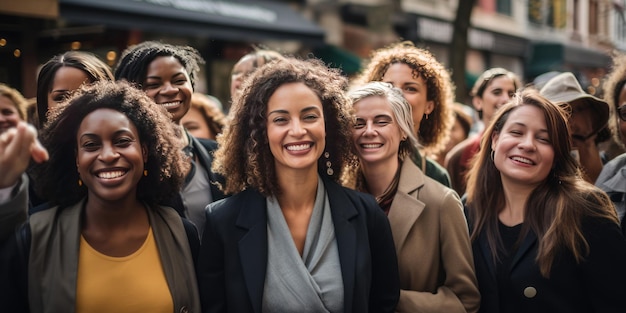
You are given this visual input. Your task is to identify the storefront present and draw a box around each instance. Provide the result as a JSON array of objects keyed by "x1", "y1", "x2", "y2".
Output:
[
  {"x1": 526, "y1": 41, "x2": 611, "y2": 94},
  {"x1": 404, "y1": 14, "x2": 528, "y2": 98},
  {"x1": 59, "y1": 0, "x2": 325, "y2": 45}
]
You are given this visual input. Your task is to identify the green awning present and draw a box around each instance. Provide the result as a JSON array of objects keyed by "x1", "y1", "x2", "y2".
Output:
[
  {"x1": 526, "y1": 42, "x2": 610, "y2": 78},
  {"x1": 313, "y1": 45, "x2": 362, "y2": 76}
]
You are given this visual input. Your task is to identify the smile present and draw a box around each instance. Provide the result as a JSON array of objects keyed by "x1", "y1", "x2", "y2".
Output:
[
  {"x1": 96, "y1": 170, "x2": 127, "y2": 179},
  {"x1": 159, "y1": 101, "x2": 181, "y2": 108},
  {"x1": 361, "y1": 143, "x2": 383, "y2": 149},
  {"x1": 285, "y1": 143, "x2": 312, "y2": 151},
  {"x1": 511, "y1": 156, "x2": 534, "y2": 165}
]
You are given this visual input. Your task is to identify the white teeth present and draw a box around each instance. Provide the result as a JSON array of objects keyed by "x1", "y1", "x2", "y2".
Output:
[
  {"x1": 97, "y1": 171, "x2": 126, "y2": 179},
  {"x1": 160, "y1": 101, "x2": 180, "y2": 108},
  {"x1": 286, "y1": 144, "x2": 311, "y2": 151},
  {"x1": 511, "y1": 156, "x2": 533, "y2": 165},
  {"x1": 362, "y1": 144, "x2": 382, "y2": 149}
]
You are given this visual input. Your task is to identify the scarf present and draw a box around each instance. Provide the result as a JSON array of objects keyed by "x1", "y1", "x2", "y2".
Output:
[{"x1": 262, "y1": 177, "x2": 344, "y2": 313}]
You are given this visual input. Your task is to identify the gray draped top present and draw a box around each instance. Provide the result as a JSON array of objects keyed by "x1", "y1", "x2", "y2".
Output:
[{"x1": 262, "y1": 177, "x2": 344, "y2": 313}]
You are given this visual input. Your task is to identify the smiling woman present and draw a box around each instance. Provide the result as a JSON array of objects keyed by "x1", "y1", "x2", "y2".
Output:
[
  {"x1": 198, "y1": 57, "x2": 400, "y2": 312},
  {"x1": 465, "y1": 89, "x2": 626, "y2": 313},
  {"x1": 115, "y1": 41, "x2": 226, "y2": 236},
  {"x1": 1, "y1": 80, "x2": 200, "y2": 312}
]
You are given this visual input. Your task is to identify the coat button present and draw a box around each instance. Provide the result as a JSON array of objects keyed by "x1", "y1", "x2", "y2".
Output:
[
  {"x1": 523, "y1": 287, "x2": 537, "y2": 298},
  {"x1": 179, "y1": 306, "x2": 189, "y2": 313}
]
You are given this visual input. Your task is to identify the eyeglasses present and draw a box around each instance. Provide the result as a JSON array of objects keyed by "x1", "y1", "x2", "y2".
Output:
[{"x1": 618, "y1": 105, "x2": 626, "y2": 122}]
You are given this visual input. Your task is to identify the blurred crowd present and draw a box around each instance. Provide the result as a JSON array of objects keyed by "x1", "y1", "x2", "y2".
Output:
[{"x1": 1, "y1": 39, "x2": 626, "y2": 313}]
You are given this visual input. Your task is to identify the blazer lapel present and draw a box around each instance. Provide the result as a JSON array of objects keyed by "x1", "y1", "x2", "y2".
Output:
[
  {"x1": 510, "y1": 230, "x2": 537, "y2": 271},
  {"x1": 189, "y1": 135, "x2": 227, "y2": 201},
  {"x1": 477, "y1": 230, "x2": 497, "y2": 281},
  {"x1": 324, "y1": 177, "x2": 358, "y2": 313},
  {"x1": 387, "y1": 160, "x2": 425, "y2": 251},
  {"x1": 235, "y1": 190, "x2": 268, "y2": 313}
]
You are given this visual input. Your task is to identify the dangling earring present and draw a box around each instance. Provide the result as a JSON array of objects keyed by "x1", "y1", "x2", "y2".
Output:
[
  {"x1": 324, "y1": 151, "x2": 334, "y2": 176},
  {"x1": 424, "y1": 114, "x2": 429, "y2": 120},
  {"x1": 490, "y1": 150, "x2": 495, "y2": 161},
  {"x1": 78, "y1": 178, "x2": 83, "y2": 186},
  {"x1": 143, "y1": 169, "x2": 148, "y2": 177}
]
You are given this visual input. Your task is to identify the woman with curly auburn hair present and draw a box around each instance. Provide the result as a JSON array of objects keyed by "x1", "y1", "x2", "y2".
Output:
[
  {"x1": 466, "y1": 89, "x2": 626, "y2": 313},
  {"x1": 1, "y1": 80, "x2": 200, "y2": 312},
  {"x1": 198, "y1": 57, "x2": 400, "y2": 312},
  {"x1": 354, "y1": 41, "x2": 455, "y2": 186},
  {"x1": 597, "y1": 52, "x2": 626, "y2": 235}
]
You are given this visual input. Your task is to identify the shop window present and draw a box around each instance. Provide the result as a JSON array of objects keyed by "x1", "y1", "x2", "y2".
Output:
[
  {"x1": 496, "y1": 0, "x2": 512, "y2": 16},
  {"x1": 528, "y1": 0, "x2": 566, "y2": 28}
]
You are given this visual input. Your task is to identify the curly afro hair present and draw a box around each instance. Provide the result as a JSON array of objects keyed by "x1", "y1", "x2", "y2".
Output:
[{"x1": 31, "y1": 80, "x2": 189, "y2": 208}]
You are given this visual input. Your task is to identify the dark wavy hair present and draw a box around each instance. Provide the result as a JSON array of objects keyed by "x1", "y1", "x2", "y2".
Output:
[
  {"x1": 353, "y1": 41, "x2": 455, "y2": 155},
  {"x1": 114, "y1": 41, "x2": 204, "y2": 89},
  {"x1": 36, "y1": 51, "x2": 114, "y2": 128},
  {"x1": 465, "y1": 88, "x2": 618, "y2": 277},
  {"x1": 214, "y1": 57, "x2": 355, "y2": 197},
  {"x1": 30, "y1": 80, "x2": 189, "y2": 207}
]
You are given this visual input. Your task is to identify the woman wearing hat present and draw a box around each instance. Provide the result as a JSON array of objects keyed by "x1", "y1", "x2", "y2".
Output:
[{"x1": 539, "y1": 72, "x2": 611, "y2": 183}]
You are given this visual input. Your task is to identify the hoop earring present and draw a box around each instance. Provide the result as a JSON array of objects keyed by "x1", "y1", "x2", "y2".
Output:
[
  {"x1": 324, "y1": 151, "x2": 334, "y2": 176},
  {"x1": 490, "y1": 150, "x2": 495, "y2": 161}
]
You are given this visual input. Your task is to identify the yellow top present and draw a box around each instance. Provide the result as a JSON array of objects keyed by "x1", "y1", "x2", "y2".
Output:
[{"x1": 75, "y1": 228, "x2": 173, "y2": 313}]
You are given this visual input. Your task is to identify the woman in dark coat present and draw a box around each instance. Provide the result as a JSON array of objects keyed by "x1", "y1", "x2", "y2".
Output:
[
  {"x1": 465, "y1": 89, "x2": 626, "y2": 313},
  {"x1": 197, "y1": 57, "x2": 400, "y2": 313}
]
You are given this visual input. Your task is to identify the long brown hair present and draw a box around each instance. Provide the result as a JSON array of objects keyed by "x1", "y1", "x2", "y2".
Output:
[{"x1": 465, "y1": 89, "x2": 618, "y2": 277}]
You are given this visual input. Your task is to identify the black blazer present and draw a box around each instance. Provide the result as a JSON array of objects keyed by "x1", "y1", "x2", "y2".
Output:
[
  {"x1": 197, "y1": 176, "x2": 400, "y2": 313},
  {"x1": 473, "y1": 216, "x2": 626, "y2": 313},
  {"x1": 164, "y1": 135, "x2": 227, "y2": 217}
]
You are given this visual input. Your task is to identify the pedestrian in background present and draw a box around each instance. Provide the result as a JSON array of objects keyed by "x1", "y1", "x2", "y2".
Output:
[
  {"x1": 115, "y1": 41, "x2": 226, "y2": 237},
  {"x1": 347, "y1": 82, "x2": 479, "y2": 313},
  {"x1": 445, "y1": 67, "x2": 521, "y2": 196},
  {"x1": 36, "y1": 51, "x2": 114, "y2": 128},
  {"x1": 198, "y1": 57, "x2": 399, "y2": 312},
  {"x1": 596, "y1": 52, "x2": 626, "y2": 235},
  {"x1": 540, "y1": 72, "x2": 611, "y2": 183},
  {"x1": 0, "y1": 83, "x2": 28, "y2": 134},
  {"x1": 353, "y1": 41, "x2": 455, "y2": 187},
  {"x1": 465, "y1": 89, "x2": 626, "y2": 313},
  {"x1": 228, "y1": 47, "x2": 284, "y2": 114},
  {"x1": 1, "y1": 80, "x2": 199, "y2": 312},
  {"x1": 182, "y1": 92, "x2": 227, "y2": 140}
]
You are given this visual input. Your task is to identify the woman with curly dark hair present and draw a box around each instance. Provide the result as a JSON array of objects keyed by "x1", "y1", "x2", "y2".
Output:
[
  {"x1": 0, "y1": 80, "x2": 200, "y2": 312},
  {"x1": 115, "y1": 41, "x2": 226, "y2": 237},
  {"x1": 197, "y1": 57, "x2": 399, "y2": 312},
  {"x1": 353, "y1": 41, "x2": 455, "y2": 187}
]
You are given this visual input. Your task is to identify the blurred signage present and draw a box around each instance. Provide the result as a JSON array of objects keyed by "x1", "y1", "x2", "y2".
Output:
[
  {"x1": 0, "y1": 0, "x2": 58, "y2": 18},
  {"x1": 134, "y1": 0, "x2": 277, "y2": 23}
]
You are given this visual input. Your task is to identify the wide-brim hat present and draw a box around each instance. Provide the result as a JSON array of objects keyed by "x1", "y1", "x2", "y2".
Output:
[{"x1": 539, "y1": 72, "x2": 609, "y2": 135}]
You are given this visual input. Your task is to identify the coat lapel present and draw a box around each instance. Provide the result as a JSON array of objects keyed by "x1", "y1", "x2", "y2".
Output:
[
  {"x1": 235, "y1": 190, "x2": 268, "y2": 313},
  {"x1": 324, "y1": 177, "x2": 358, "y2": 313},
  {"x1": 510, "y1": 230, "x2": 537, "y2": 271},
  {"x1": 477, "y1": 230, "x2": 497, "y2": 280},
  {"x1": 387, "y1": 160, "x2": 425, "y2": 251}
]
